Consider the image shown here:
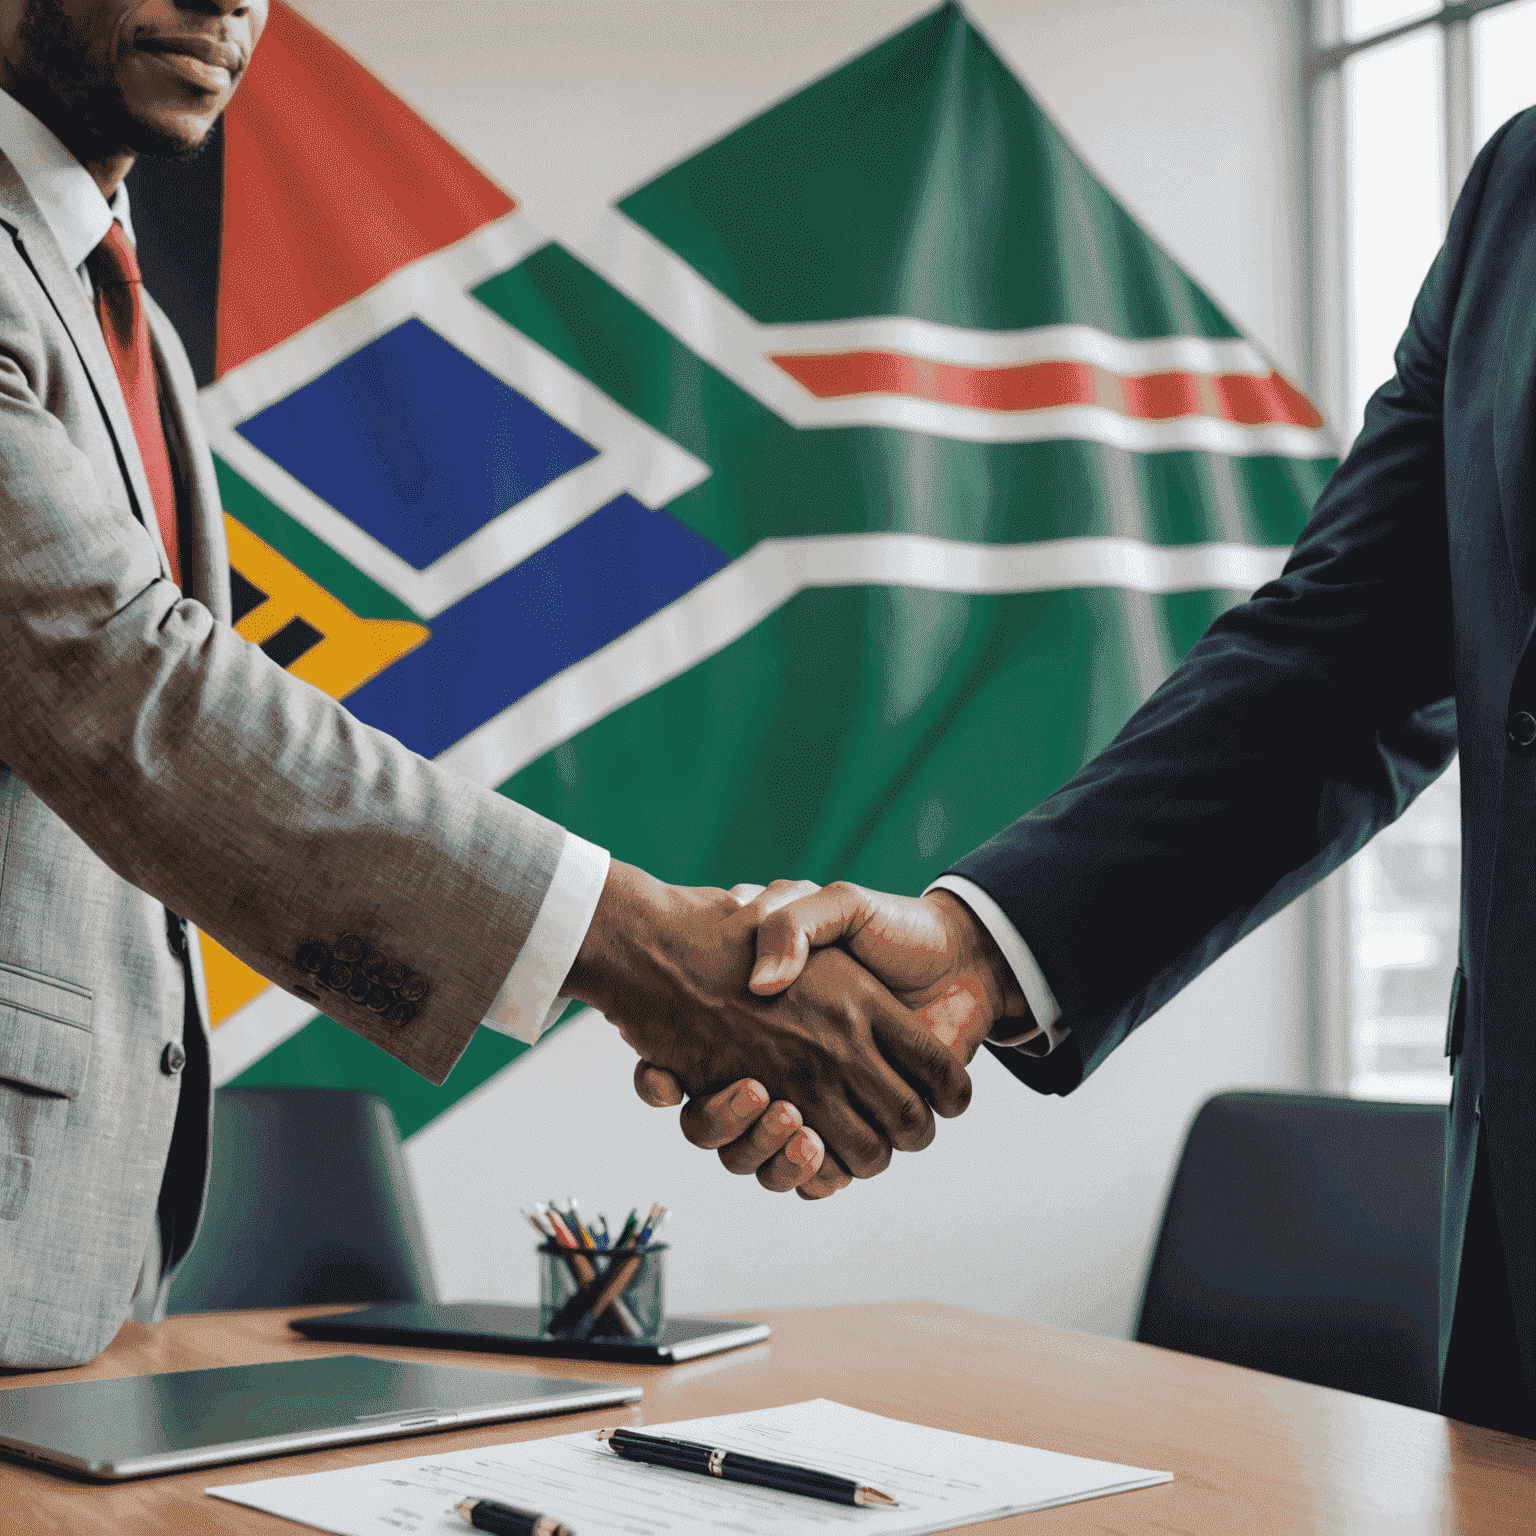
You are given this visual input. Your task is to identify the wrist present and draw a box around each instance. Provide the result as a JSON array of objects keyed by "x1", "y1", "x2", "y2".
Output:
[
  {"x1": 562, "y1": 859, "x2": 660, "y2": 1017},
  {"x1": 923, "y1": 890, "x2": 1030, "y2": 1047}
]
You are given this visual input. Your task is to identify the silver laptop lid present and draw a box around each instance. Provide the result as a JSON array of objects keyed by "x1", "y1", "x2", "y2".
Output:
[{"x1": 0, "y1": 1353, "x2": 640, "y2": 1480}]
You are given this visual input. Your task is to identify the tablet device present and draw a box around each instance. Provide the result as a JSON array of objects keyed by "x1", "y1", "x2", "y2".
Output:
[
  {"x1": 0, "y1": 1352, "x2": 639, "y2": 1481},
  {"x1": 292, "y1": 1302, "x2": 771, "y2": 1364}
]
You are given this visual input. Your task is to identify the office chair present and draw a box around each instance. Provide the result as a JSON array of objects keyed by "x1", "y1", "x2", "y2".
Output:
[
  {"x1": 166, "y1": 1086, "x2": 439, "y2": 1313},
  {"x1": 1135, "y1": 1090, "x2": 1445, "y2": 1411}
]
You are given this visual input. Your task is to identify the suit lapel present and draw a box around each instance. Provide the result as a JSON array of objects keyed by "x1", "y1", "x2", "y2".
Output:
[
  {"x1": 147, "y1": 295, "x2": 229, "y2": 623},
  {"x1": 1493, "y1": 222, "x2": 1536, "y2": 599},
  {"x1": 0, "y1": 153, "x2": 169, "y2": 581}
]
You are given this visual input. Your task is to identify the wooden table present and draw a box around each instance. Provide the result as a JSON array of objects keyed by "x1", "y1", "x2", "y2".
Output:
[{"x1": 2, "y1": 1302, "x2": 1533, "y2": 1533}]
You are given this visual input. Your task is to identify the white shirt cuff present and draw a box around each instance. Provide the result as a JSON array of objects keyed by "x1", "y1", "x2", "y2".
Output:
[
  {"x1": 481, "y1": 832, "x2": 610, "y2": 1046},
  {"x1": 923, "y1": 874, "x2": 1068, "y2": 1056}
]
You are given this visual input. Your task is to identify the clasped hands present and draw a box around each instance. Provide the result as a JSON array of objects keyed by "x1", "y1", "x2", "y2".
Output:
[{"x1": 561, "y1": 861, "x2": 1028, "y2": 1200}]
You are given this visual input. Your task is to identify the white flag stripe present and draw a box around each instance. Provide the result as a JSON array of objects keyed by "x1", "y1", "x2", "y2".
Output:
[
  {"x1": 787, "y1": 533, "x2": 1289, "y2": 593},
  {"x1": 427, "y1": 287, "x2": 709, "y2": 513},
  {"x1": 579, "y1": 208, "x2": 806, "y2": 418},
  {"x1": 204, "y1": 213, "x2": 551, "y2": 429},
  {"x1": 437, "y1": 533, "x2": 1290, "y2": 787},
  {"x1": 579, "y1": 210, "x2": 1337, "y2": 457},
  {"x1": 210, "y1": 985, "x2": 320, "y2": 1087},
  {"x1": 759, "y1": 317, "x2": 1274, "y2": 377}
]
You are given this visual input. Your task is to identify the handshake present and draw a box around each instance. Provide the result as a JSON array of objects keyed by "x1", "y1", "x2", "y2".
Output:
[{"x1": 560, "y1": 860, "x2": 1030, "y2": 1199}]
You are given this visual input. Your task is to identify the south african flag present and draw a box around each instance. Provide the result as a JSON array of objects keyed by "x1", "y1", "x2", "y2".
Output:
[{"x1": 127, "y1": 0, "x2": 1333, "y2": 1140}]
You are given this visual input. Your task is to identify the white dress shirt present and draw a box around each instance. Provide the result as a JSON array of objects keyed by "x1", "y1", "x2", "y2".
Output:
[{"x1": 0, "y1": 88, "x2": 610, "y2": 1049}]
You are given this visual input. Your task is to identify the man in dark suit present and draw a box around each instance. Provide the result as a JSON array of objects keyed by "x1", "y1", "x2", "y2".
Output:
[{"x1": 643, "y1": 108, "x2": 1536, "y2": 1436}]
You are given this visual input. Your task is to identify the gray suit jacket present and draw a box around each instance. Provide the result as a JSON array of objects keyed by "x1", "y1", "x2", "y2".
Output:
[{"x1": 0, "y1": 155, "x2": 567, "y2": 1367}]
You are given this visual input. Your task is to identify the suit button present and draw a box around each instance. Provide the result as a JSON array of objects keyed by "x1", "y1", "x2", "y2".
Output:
[
  {"x1": 161, "y1": 1041, "x2": 186, "y2": 1076},
  {"x1": 297, "y1": 942, "x2": 330, "y2": 974},
  {"x1": 1509, "y1": 711, "x2": 1536, "y2": 748},
  {"x1": 334, "y1": 934, "x2": 365, "y2": 964}
]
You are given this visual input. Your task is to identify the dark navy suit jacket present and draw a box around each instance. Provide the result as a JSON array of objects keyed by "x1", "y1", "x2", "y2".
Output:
[{"x1": 949, "y1": 110, "x2": 1536, "y2": 1379}]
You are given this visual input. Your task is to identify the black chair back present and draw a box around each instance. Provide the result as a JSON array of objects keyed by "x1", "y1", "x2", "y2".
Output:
[
  {"x1": 1135, "y1": 1090, "x2": 1444, "y2": 1410},
  {"x1": 166, "y1": 1087, "x2": 438, "y2": 1313}
]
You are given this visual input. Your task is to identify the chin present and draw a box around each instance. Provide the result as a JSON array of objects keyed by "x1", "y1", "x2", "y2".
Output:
[{"x1": 120, "y1": 109, "x2": 218, "y2": 162}]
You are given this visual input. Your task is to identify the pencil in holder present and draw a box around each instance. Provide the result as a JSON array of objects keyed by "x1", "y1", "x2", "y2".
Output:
[{"x1": 538, "y1": 1241, "x2": 666, "y2": 1341}]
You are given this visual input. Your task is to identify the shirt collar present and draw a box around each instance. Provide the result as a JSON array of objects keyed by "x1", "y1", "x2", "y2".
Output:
[{"x1": 0, "y1": 86, "x2": 135, "y2": 270}]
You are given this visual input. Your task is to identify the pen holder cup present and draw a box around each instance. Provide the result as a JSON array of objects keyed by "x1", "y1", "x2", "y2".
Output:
[{"x1": 539, "y1": 1242, "x2": 666, "y2": 1341}]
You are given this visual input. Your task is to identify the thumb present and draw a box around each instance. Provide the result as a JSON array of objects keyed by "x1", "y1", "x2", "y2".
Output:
[
  {"x1": 633, "y1": 1059, "x2": 685, "y2": 1108},
  {"x1": 749, "y1": 881, "x2": 873, "y2": 995}
]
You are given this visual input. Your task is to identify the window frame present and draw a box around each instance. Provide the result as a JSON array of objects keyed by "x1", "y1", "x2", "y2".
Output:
[{"x1": 1302, "y1": 0, "x2": 1527, "y2": 1098}]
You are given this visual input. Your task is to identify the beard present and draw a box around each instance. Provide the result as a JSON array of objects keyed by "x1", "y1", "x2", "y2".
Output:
[{"x1": 15, "y1": 0, "x2": 212, "y2": 161}]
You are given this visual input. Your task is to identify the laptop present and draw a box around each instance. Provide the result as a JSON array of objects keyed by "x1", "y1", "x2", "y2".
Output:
[
  {"x1": 293, "y1": 1301, "x2": 771, "y2": 1364},
  {"x1": 0, "y1": 1353, "x2": 640, "y2": 1481}
]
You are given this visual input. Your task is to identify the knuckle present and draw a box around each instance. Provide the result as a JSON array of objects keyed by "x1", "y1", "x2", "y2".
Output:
[
  {"x1": 931, "y1": 1061, "x2": 972, "y2": 1116},
  {"x1": 845, "y1": 1130, "x2": 892, "y2": 1178},
  {"x1": 901, "y1": 1024, "x2": 944, "y2": 1072},
  {"x1": 918, "y1": 1031, "x2": 950, "y2": 1070},
  {"x1": 719, "y1": 1143, "x2": 758, "y2": 1176},
  {"x1": 756, "y1": 1161, "x2": 794, "y2": 1193},
  {"x1": 893, "y1": 1104, "x2": 936, "y2": 1152},
  {"x1": 747, "y1": 1118, "x2": 790, "y2": 1155},
  {"x1": 786, "y1": 1055, "x2": 820, "y2": 1094},
  {"x1": 758, "y1": 910, "x2": 792, "y2": 946},
  {"x1": 680, "y1": 1107, "x2": 722, "y2": 1149},
  {"x1": 802, "y1": 1164, "x2": 849, "y2": 1199},
  {"x1": 767, "y1": 1102, "x2": 802, "y2": 1140}
]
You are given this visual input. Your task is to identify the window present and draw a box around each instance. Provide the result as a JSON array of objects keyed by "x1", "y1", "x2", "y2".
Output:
[{"x1": 1308, "y1": 1, "x2": 1536, "y2": 1101}]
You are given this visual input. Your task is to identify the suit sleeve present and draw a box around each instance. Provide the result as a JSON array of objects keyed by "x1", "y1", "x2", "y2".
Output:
[
  {"x1": 947, "y1": 119, "x2": 1520, "y2": 1098},
  {"x1": 0, "y1": 267, "x2": 571, "y2": 1087}
]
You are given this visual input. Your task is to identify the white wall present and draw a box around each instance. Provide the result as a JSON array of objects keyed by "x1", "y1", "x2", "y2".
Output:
[{"x1": 294, "y1": 0, "x2": 1314, "y2": 1340}]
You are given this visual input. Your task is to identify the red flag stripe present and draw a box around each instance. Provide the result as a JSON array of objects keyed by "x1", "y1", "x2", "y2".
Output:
[
  {"x1": 218, "y1": 2, "x2": 516, "y2": 376},
  {"x1": 769, "y1": 350, "x2": 1324, "y2": 430}
]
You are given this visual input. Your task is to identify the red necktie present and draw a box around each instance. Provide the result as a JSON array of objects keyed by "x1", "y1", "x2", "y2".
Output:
[{"x1": 87, "y1": 222, "x2": 180, "y2": 585}]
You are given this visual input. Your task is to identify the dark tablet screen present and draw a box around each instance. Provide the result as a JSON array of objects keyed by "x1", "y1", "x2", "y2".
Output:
[{"x1": 292, "y1": 1303, "x2": 770, "y2": 1364}]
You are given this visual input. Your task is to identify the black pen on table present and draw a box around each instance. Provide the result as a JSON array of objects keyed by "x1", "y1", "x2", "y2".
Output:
[
  {"x1": 595, "y1": 1428, "x2": 899, "y2": 1508},
  {"x1": 456, "y1": 1496, "x2": 576, "y2": 1536}
]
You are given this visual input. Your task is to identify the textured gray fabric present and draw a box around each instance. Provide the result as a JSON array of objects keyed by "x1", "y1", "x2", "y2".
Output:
[{"x1": 0, "y1": 155, "x2": 565, "y2": 1366}]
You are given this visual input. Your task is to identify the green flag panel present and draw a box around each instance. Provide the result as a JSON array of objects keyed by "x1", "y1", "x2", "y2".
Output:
[
  {"x1": 499, "y1": 582, "x2": 1242, "y2": 895},
  {"x1": 618, "y1": 3, "x2": 1239, "y2": 337}
]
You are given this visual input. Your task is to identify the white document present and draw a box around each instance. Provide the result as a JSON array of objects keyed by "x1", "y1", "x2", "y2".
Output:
[{"x1": 209, "y1": 1397, "x2": 1170, "y2": 1536}]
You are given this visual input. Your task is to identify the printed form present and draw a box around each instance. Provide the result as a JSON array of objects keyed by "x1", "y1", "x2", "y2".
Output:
[{"x1": 209, "y1": 1397, "x2": 1170, "y2": 1536}]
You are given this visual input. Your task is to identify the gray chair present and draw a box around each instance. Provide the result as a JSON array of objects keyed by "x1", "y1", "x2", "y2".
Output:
[
  {"x1": 1135, "y1": 1090, "x2": 1445, "y2": 1411},
  {"x1": 166, "y1": 1087, "x2": 438, "y2": 1313}
]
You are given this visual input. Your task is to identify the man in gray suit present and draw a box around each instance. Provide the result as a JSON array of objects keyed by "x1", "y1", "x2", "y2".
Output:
[{"x1": 0, "y1": 0, "x2": 969, "y2": 1369}]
